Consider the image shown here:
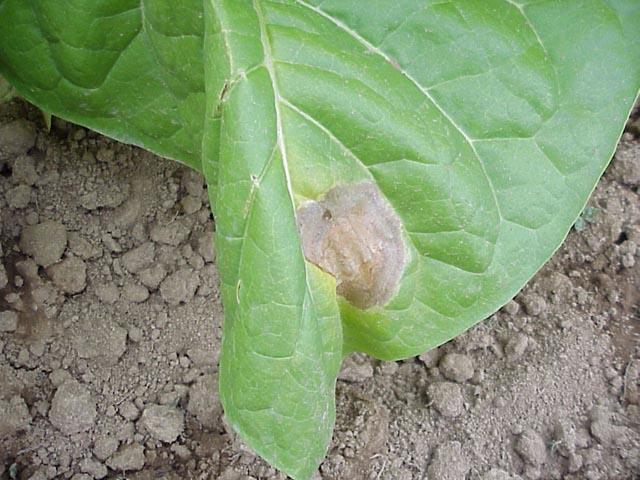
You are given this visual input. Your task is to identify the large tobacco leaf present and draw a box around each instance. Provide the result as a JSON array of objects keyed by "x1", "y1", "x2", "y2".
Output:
[
  {"x1": 0, "y1": 0, "x2": 207, "y2": 169},
  {"x1": 2, "y1": 1, "x2": 639, "y2": 478}
]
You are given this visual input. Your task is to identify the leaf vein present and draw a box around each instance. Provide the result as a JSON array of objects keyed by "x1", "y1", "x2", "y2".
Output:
[{"x1": 294, "y1": 0, "x2": 505, "y2": 225}]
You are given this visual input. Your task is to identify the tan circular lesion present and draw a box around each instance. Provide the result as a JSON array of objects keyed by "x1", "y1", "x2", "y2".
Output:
[{"x1": 296, "y1": 182, "x2": 406, "y2": 309}]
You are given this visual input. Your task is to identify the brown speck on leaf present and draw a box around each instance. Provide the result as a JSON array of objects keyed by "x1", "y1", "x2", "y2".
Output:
[{"x1": 296, "y1": 182, "x2": 406, "y2": 309}]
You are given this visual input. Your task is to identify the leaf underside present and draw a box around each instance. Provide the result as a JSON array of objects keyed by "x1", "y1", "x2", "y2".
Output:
[{"x1": 1, "y1": 1, "x2": 639, "y2": 478}]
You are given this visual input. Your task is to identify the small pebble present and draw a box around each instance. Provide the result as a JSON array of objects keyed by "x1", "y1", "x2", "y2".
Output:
[
  {"x1": 338, "y1": 354, "x2": 374, "y2": 383},
  {"x1": 95, "y1": 283, "x2": 119, "y2": 304},
  {"x1": 181, "y1": 170, "x2": 204, "y2": 197},
  {"x1": 170, "y1": 444, "x2": 191, "y2": 460},
  {"x1": 6, "y1": 184, "x2": 31, "y2": 209},
  {"x1": 139, "y1": 404, "x2": 184, "y2": 443},
  {"x1": 46, "y1": 256, "x2": 87, "y2": 294},
  {"x1": 377, "y1": 361, "x2": 399, "y2": 376},
  {"x1": 515, "y1": 429, "x2": 547, "y2": 466},
  {"x1": 79, "y1": 458, "x2": 107, "y2": 480},
  {"x1": 427, "y1": 381, "x2": 464, "y2": 418},
  {"x1": 187, "y1": 374, "x2": 221, "y2": 430},
  {"x1": 150, "y1": 221, "x2": 190, "y2": 246},
  {"x1": 522, "y1": 294, "x2": 546, "y2": 317},
  {"x1": 119, "y1": 401, "x2": 140, "y2": 421},
  {"x1": 121, "y1": 242, "x2": 155, "y2": 273},
  {"x1": 159, "y1": 268, "x2": 199, "y2": 305},
  {"x1": 439, "y1": 353, "x2": 474, "y2": 383},
  {"x1": 427, "y1": 441, "x2": 469, "y2": 480},
  {"x1": 49, "y1": 381, "x2": 97, "y2": 435},
  {"x1": 138, "y1": 264, "x2": 167, "y2": 290},
  {"x1": 196, "y1": 230, "x2": 215, "y2": 263},
  {"x1": 502, "y1": 300, "x2": 520, "y2": 316},
  {"x1": 0, "y1": 310, "x2": 18, "y2": 332},
  {"x1": 20, "y1": 221, "x2": 67, "y2": 267},
  {"x1": 181, "y1": 195, "x2": 202, "y2": 214},
  {"x1": 419, "y1": 349, "x2": 441, "y2": 368},
  {"x1": 0, "y1": 119, "x2": 36, "y2": 159},
  {"x1": 128, "y1": 326, "x2": 143, "y2": 343},
  {"x1": 68, "y1": 233, "x2": 102, "y2": 260},
  {"x1": 0, "y1": 263, "x2": 7, "y2": 289},
  {"x1": 0, "y1": 396, "x2": 31, "y2": 438},
  {"x1": 106, "y1": 443, "x2": 145, "y2": 471},
  {"x1": 93, "y1": 436, "x2": 119, "y2": 461},
  {"x1": 122, "y1": 282, "x2": 149, "y2": 303},
  {"x1": 11, "y1": 155, "x2": 38, "y2": 185},
  {"x1": 505, "y1": 333, "x2": 529, "y2": 360}
]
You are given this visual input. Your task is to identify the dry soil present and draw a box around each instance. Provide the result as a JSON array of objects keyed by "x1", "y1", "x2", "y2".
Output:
[{"x1": 0, "y1": 100, "x2": 638, "y2": 480}]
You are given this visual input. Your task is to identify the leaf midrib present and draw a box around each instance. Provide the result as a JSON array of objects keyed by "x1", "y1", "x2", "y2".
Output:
[
  {"x1": 253, "y1": 0, "x2": 294, "y2": 203},
  {"x1": 252, "y1": 0, "x2": 326, "y2": 317},
  {"x1": 249, "y1": 10, "x2": 336, "y2": 474}
]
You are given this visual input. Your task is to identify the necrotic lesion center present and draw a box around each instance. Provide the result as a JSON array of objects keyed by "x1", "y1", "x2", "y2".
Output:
[{"x1": 296, "y1": 181, "x2": 406, "y2": 309}]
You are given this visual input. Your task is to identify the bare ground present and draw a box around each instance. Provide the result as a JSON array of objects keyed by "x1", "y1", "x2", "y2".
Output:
[{"x1": 0, "y1": 100, "x2": 638, "y2": 480}]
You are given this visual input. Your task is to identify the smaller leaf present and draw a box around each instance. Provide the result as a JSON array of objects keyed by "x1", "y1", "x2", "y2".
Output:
[{"x1": 42, "y1": 111, "x2": 52, "y2": 132}]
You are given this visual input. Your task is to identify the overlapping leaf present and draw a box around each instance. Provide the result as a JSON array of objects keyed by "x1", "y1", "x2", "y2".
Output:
[
  {"x1": 0, "y1": 0, "x2": 207, "y2": 169},
  {"x1": 205, "y1": 1, "x2": 638, "y2": 477},
  {"x1": 1, "y1": 1, "x2": 639, "y2": 479}
]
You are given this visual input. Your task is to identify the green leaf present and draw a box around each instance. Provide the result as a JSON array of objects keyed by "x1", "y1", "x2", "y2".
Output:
[
  {"x1": 2, "y1": 1, "x2": 639, "y2": 479},
  {"x1": 206, "y1": 5, "x2": 343, "y2": 477},
  {"x1": 205, "y1": 1, "x2": 639, "y2": 477},
  {"x1": 0, "y1": 0, "x2": 208, "y2": 170}
]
